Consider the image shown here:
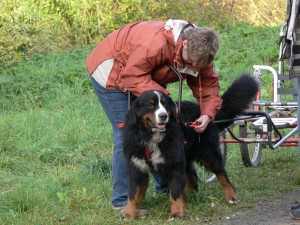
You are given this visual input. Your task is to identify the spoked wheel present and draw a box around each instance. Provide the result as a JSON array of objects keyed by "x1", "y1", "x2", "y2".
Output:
[
  {"x1": 239, "y1": 122, "x2": 263, "y2": 167},
  {"x1": 198, "y1": 132, "x2": 227, "y2": 183}
]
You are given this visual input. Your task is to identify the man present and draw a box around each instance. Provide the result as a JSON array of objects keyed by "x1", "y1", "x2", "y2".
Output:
[{"x1": 86, "y1": 19, "x2": 222, "y2": 212}]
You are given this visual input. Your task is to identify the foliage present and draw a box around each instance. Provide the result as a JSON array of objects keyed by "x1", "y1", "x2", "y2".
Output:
[
  {"x1": 0, "y1": 48, "x2": 90, "y2": 110},
  {"x1": 0, "y1": 0, "x2": 286, "y2": 69}
]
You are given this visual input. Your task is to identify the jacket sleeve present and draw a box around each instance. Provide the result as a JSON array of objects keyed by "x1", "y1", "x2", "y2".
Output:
[
  {"x1": 186, "y1": 63, "x2": 222, "y2": 122},
  {"x1": 120, "y1": 45, "x2": 170, "y2": 97}
]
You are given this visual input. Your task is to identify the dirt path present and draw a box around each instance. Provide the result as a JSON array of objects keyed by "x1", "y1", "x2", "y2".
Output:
[{"x1": 211, "y1": 187, "x2": 300, "y2": 225}]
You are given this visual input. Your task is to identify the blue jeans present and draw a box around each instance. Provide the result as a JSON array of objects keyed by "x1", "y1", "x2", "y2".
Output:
[{"x1": 90, "y1": 76, "x2": 167, "y2": 207}]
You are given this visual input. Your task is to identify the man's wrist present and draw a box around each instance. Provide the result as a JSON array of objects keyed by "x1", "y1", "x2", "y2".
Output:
[{"x1": 204, "y1": 115, "x2": 212, "y2": 124}]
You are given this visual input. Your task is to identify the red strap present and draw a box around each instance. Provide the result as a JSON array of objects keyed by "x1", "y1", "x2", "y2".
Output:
[
  {"x1": 145, "y1": 146, "x2": 151, "y2": 163},
  {"x1": 190, "y1": 122, "x2": 197, "y2": 128},
  {"x1": 118, "y1": 122, "x2": 125, "y2": 128}
]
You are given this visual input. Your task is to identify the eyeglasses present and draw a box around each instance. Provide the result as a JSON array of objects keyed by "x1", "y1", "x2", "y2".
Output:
[
  {"x1": 187, "y1": 52, "x2": 214, "y2": 67},
  {"x1": 186, "y1": 54, "x2": 197, "y2": 66},
  {"x1": 184, "y1": 48, "x2": 198, "y2": 66},
  {"x1": 183, "y1": 44, "x2": 214, "y2": 67}
]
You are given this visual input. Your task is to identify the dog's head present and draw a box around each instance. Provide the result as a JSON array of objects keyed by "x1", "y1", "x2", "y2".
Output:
[{"x1": 125, "y1": 90, "x2": 177, "y2": 132}]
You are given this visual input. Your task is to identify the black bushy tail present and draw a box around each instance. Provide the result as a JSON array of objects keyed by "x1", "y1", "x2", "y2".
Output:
[{"x1": 215, "y1": 74, "x2": 260, "y2": 130}]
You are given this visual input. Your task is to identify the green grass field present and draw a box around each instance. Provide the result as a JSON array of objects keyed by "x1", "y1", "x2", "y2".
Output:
[{"x1": 1, "y1": 24, "x2": 300, "y2": 224}]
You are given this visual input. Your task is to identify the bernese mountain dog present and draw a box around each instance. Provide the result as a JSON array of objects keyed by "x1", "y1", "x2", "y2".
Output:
[{"x1": 122, "y1": 74, "x2": 259, "y2": 219}]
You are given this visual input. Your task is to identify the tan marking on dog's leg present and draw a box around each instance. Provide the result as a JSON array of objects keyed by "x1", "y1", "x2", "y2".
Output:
[
  {"x1": 216, "y1": 174, "x2": 239, "y2": 204},
  {"x1": 199, "y1": 160, "x2": 239, "y2": 204},
  {"x1": 186, "y1": 174, "x2": 197, "y2": 192},
  {"x1": 169, "y1": 194, "x2": 185, "y2": 219},
  {"x1": 123, "y1": 186, "x2": 141, "y2": 218},
  {"x1": 199, "y1": 160, "x2": 212, "y2": 172}
]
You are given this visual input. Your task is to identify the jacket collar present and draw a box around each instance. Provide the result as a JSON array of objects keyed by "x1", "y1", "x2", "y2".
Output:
[{"x1": 162, "y1": 19, "x2": 200, "y2": 76}]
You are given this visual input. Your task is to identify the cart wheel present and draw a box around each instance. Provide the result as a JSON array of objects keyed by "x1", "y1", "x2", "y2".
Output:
[
  {"x1": 198, "y1": 132, "x2": 227, "y2": 183},
  {"x1": 239, "y1": 123, "x2": 263, "y2": 167}
]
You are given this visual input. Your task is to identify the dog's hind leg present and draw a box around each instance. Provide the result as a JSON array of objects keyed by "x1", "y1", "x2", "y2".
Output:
[
  {"x1": 185, "y1": 160, "x2": 198, "y2": 192},
  {"x1": 215, "y1": 171, "x2": 240, "y2": 205},
  {"x1": 201, "y1": 159, "x2": 239, "y2": 204},
  {"x1": 199, "y1": 127, "x2": 240, "y2": 205}
]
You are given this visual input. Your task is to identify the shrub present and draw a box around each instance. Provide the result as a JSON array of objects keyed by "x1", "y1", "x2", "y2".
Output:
[{"x1": 0, "y1": 0, "x2": 286, "y2": 70}]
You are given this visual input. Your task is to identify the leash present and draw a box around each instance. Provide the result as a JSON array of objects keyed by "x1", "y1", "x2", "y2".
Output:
[{"x1": 167, "y1": 63, "x2": 183, "y2": 117}]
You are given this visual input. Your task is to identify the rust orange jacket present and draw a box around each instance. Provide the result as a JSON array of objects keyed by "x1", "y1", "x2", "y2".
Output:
[{"x1": 86, "y1": 20, "x2": 222, "y2": 121}]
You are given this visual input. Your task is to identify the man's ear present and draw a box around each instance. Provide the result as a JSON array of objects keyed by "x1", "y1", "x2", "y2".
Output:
[{"x1": 183, "y1": 40, "x2": 188, "y2": 47}]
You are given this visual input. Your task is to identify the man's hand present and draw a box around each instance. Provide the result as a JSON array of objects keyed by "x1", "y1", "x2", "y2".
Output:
[{"x1": 193, "y1": 115, "x2": 211, "y2": 133}]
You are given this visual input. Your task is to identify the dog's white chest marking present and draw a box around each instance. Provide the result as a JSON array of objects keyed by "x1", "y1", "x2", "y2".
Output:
[
  {"x1": 148, "y1": 135, "x2": 165, "y2": 170},
  {"x1": 131, "y1": 132, "x2": 165, "y2": 172},
  {"x1": 131, "y1": 157, "x2": 150, "y2": 173},
  {"x1": 149, "y1": 143, "x2": 165, "y2": 170}
]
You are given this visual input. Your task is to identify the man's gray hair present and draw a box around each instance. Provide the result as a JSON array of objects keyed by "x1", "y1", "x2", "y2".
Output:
[{"x1": 182, "y1": 27, "x2": 219, "y2": 67}]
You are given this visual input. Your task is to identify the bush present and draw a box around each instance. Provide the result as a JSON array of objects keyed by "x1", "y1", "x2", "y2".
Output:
[{"x1": 0, "y1": 0, "x2": 286, "y2": 70}]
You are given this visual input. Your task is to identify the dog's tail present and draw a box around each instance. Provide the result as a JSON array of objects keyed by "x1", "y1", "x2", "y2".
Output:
[{"x1": 215, "y1": 74, "x2": 260, "y2": 130}]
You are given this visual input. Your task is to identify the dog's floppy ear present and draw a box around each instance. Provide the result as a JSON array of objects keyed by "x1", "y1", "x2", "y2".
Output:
[
  {"x1": 124, "y1": 98, "x2": 140, "y2": 127},
  {"x1": 167, "y1": 95, "x2": 178, "y2": 121}
]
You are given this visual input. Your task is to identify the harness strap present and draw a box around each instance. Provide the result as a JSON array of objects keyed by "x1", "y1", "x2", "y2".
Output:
[
  {"x1": 145, "y1": 146, "x2": 152, "y2": 164},
  {"x1": 144, "y1": 140, "x2": 187, "y2": 165},
  {"x1": 118, "y1": 122, "x2": 125, "y2": 128}
]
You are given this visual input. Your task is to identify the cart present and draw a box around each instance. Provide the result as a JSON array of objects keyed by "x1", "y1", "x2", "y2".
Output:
[
  {"x1": 190, "y1": 0, "x2": 300, "y2": 182},
  {"x1": 221, "y1": 20, "x2": 300, "y2": 168}
]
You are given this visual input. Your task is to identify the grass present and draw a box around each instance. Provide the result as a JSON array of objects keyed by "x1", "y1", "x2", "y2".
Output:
[{"x1": 1, "y1": 24, "x2": 300, "y2": 224}]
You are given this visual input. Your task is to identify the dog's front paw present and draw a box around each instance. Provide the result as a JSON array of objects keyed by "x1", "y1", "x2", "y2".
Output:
[
  {"x1": 168, "y1": 214, "x2": 184, "y2": 221},
  {"x1": 227, "y1": 196, "x2": 240, "y2": 205},
  {"x1": 170, "y1": 195, "x2": 185, "y2": 220},
  {"x1": 123, "y1": 206, "x2": 137, "y2": 219}
]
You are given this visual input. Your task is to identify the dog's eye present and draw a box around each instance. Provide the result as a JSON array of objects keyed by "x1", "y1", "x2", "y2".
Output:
[{"x1": 148, "y1": 100, "x2": 155, "y2": 108}]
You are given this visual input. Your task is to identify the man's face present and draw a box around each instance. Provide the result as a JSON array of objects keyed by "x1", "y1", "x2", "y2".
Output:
[{"x1": 182, "y1": 40, "x2": 197, "y2": 66}]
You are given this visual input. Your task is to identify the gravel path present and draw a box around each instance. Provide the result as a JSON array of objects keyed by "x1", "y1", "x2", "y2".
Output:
[{"x1": 211, "y1": 188, "x2": 300, "y2": 225}]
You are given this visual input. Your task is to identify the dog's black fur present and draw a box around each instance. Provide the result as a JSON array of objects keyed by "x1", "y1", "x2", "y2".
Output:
[
  {"x1": 122, "y1": 89, "x2": 186, "y2": 218},
  {"x1": 122, "y1": 74, "x2": 259, "y2": 218},
  {"x1": 180, "y1": 74, "x2": 259, "y2": 204}
]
